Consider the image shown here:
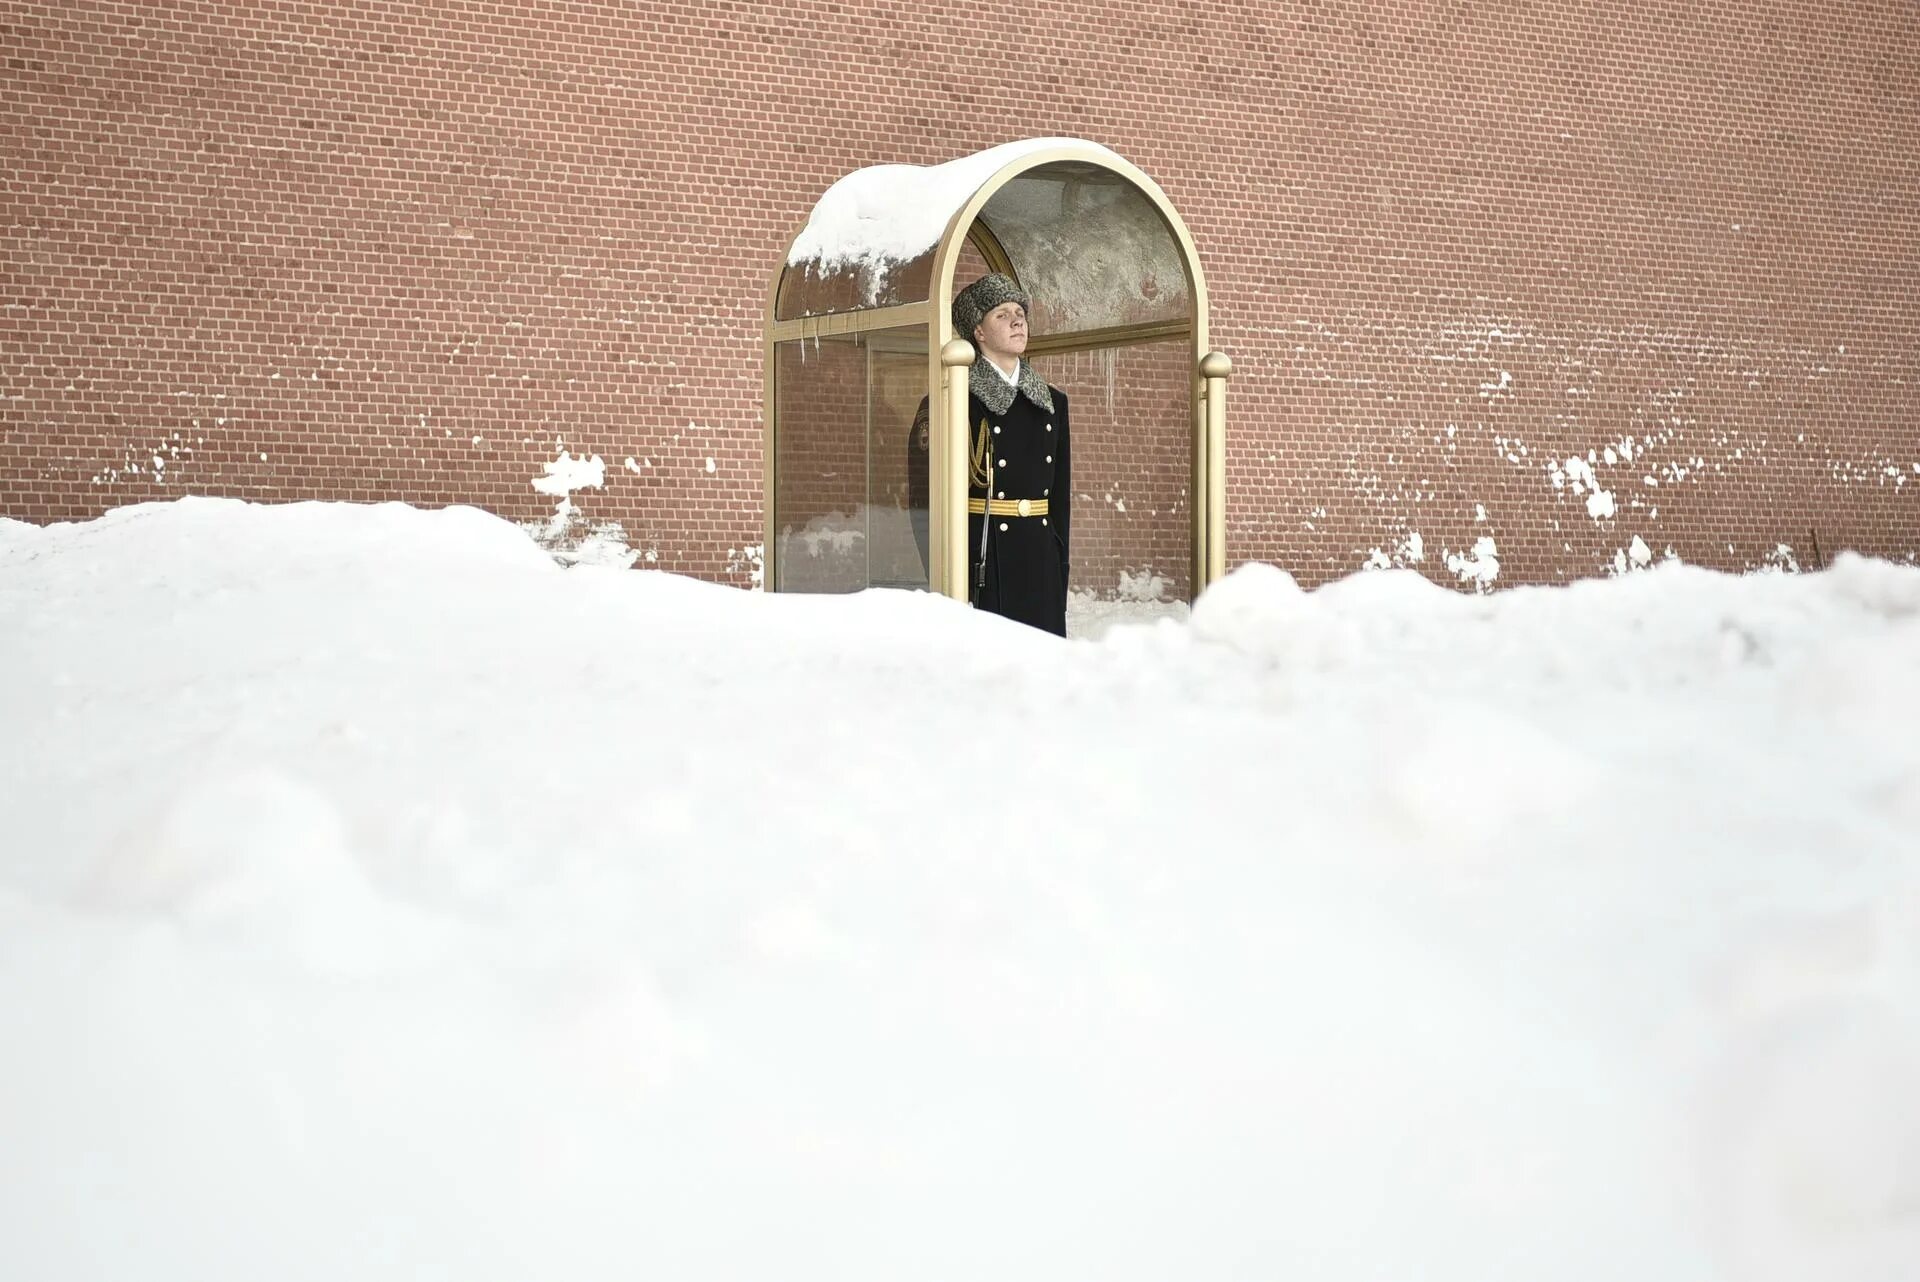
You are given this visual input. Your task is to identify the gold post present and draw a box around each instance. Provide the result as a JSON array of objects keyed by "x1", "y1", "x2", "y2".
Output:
[
  {"x1": 938, "y1": 338, "x2": 976, "y2": 601},
  {"x1": 763, "y1": 340, "x2": 778, "y2": 592},
  {"x1": 1191, "y1": 359, "x2": 1207, "y2": 597},
  {"x1": 1199, "y1": 350, "x2": 1232, "y2": 587}
]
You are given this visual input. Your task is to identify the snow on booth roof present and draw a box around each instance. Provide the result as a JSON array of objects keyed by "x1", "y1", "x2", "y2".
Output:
[
  {"x1": 782, "y1": 138, "x2": 1129, "y2": 311},
  {"x1": 786, "y1": 138, "x2": 1124, "y2": 270}
]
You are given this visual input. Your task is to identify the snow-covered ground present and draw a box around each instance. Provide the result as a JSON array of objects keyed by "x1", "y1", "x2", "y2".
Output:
[{"x1": 3, "y1": 497, "x2": 1917, "y2": 1282}]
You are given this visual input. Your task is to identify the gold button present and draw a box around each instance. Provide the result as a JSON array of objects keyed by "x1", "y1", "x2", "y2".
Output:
[{"x1": 1016, "y1": 498, "x2": 1032, "y2": 517}]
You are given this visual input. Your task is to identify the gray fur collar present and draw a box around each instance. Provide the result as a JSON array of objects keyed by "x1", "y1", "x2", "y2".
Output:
[{"x1": 969, "y1": 357, "x2": 1054, "y2": 416}]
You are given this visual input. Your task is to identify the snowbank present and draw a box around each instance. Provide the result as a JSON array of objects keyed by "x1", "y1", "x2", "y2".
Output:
[{"x1": 3, "y1": 498, "x2": 1917, "y2": 1282}]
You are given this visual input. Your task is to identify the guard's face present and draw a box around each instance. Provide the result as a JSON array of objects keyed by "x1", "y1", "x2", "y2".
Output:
[{"x1": 973, "y1": 301, "x2": 1028, "y2": 359}]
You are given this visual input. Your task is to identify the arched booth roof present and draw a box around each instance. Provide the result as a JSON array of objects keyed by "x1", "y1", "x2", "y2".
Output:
[
  {"x1": 772, "y1": 138, "x2": 1207, "y2": 354},
  {"x1": 764, "y1": 140, "x2": 1228, "y2": 611}
]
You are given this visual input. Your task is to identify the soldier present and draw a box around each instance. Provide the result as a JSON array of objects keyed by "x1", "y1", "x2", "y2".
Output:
[{"x1": 908, "y1": 273, "x2": 1072, "y2": 636}]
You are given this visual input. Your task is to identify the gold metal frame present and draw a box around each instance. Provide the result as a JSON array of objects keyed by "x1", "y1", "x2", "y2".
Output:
[
  {"x1": 965, "y1": 221, "x2": 1018, "y2": 280},
  {"x1": 764, "y1": 143, "x2": 1229, "y2": 599}
]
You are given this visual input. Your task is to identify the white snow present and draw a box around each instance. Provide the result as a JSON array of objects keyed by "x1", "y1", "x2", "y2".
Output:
[
  {"x1": 530, "y1": 449, "x2": 606, "y2": 497},
  {"x1": 522, "y1": 450, "x2": 632, "y2": 567},
  {"x1": 785, "y1": 138, "x2": 1126, "y2": 277},
  {"x1": 4, "y1": 498, "x2": 1920, "y2": 1282},
  {"x1": 1765, "y1": 543, "x2": 1803, "y2": 574},
  {"x1": 1445, "y1": 534, "x2": 1501, "y2": 590},
  {"x1": 1559, "y1": 454, "x2": 1618, "y2": 520}
]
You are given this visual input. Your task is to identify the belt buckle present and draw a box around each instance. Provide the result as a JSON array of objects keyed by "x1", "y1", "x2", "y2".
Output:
[{"x1": 1016, "y1": 498, "x2": 1032, "y2": 517}]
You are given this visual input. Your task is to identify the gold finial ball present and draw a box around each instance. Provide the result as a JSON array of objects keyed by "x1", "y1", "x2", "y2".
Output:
[
  {"x1": 941, "y1": 338, "x2": 977, "y2": 368},
  {"x1": 1199, "y1": 350, "x2": 1233, "y2": 379}
]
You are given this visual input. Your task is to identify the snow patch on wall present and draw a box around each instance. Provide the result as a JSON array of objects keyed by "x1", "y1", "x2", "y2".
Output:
[
  {"x1": 1445, "y1": 536, "x2": 1500, "y2": 592},
  {"x1": 1551, "y1": 453, "x2": 1619, "y2": 522},
  {"x1": 1226, "y1": 315, "x2": 1919, "y2": 584},
  {"x1": 521, "y1": 449, "x2": 641, "y2": 568},
  {"x1": 1068, "y1": 566, "x2": 1189, "y2": 639},
  {"x1": 1364, "y1": 530, "x2": 1426, "y2": 571},
  {"x1": 522, "y1": 506, "x2": 644, "y2": 569},
  {"x1": 531, "y1": 450, "x2": 606, "y2": 498},
  {"x1": 1608, "y1": 535, "x2": 1677, "y2": 576},
  {"x1": 90, "y1": 430, "x2": 196, "y2": 486},
  {"x1": 1761, "y1": 544, "x2": 1803, "y2": 574},
  {"x1": 726, "y1": 543, "x2": 765, "y2": 590}
]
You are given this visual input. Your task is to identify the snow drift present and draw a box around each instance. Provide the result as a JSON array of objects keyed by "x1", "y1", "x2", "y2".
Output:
[{"x1": 2, "y1": 498, "x2": 1917, "y2": 1282}]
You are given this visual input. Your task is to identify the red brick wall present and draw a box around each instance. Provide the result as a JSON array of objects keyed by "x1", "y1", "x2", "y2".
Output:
[{"x1": 5, "y1": 0, "x2": 1917, "y2": 590}]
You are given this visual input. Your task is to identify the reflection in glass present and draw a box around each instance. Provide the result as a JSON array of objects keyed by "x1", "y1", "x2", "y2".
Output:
[
  {"x1": 865, "y1": 328, "x2": 931, "y2": 589},
  {"x1": 978, "y1": 161, "x2": 1191, "y2": 339},
  {"x1": 1030, "y1": 340, "x2": 1193, "y2": 638},
  {"x1": 775, "y1": 252, "x2": 936, "y2": 321},
  {"x1": 773, "y1": 328, "x2": 930, "y2": 593}
]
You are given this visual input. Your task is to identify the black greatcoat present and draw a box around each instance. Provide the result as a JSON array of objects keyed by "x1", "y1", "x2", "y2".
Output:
[{"x1": 908, "y1": 369, "x2": 1072, "y2": 636}]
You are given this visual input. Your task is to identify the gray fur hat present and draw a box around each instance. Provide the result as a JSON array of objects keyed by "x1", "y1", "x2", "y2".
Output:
[{"x1": 952, "y1": 273, "x2": 1030, "y2": 341}]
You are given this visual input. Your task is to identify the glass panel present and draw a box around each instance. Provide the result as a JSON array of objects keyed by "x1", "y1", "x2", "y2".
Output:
[
  {"x1": 776, "y1": 251, "x2": 935, "y2": 321},
  {"x1": 772, "y1": 326, "x2": 931, "y2": 593},
  {"x1": 774, "y1": 334, "x2": 868, "y2": 592},
  {"x1": 978, "y1": 161, "x2": 1191, "y2": 338},
  {"x1": 1030, "y1": 340, "x2": 1192, "y2": 638},
  {"x1": 866, "y1": 327, "x2": 932, "y2": 590}
]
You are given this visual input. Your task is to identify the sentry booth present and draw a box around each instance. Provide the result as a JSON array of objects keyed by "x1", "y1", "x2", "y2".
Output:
[{"x1": 763, "y1": 139, "x2": 1229, "y2": 633}]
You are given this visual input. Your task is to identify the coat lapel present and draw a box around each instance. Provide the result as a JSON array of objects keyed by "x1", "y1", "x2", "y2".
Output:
[{"x1": 968, "y1": 358, "x2": 1054, "y2": 416}]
